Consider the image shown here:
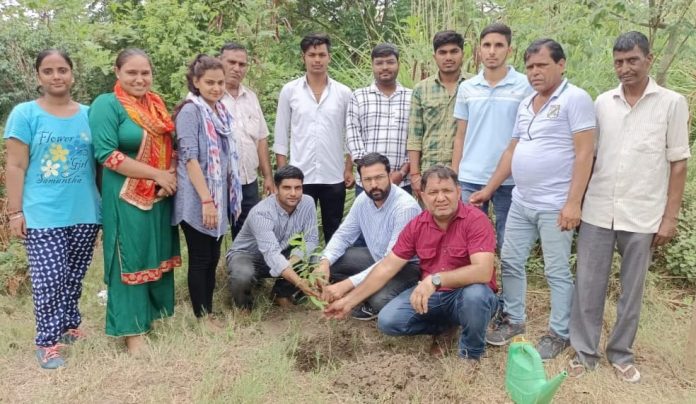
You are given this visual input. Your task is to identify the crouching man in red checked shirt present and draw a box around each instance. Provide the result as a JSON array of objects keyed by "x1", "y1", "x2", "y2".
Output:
[{"x1": 324, "y1": 165, "x2": 498, "y2": 365}]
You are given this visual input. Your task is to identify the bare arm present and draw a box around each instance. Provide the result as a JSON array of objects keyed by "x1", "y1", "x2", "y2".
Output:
[
  {"x1": 257, "y1": 138, "x2": 275, "y2": 195},
  {"x1": 343, "y1": 155, "x2": 355, "y2": 188},
  {"x1": 323, "y1": 252, "x2": 407, "y2": 318},
  {"x1": 653, "y1": 159, "x2": 688, "y2": 247},
  {"x1": 408, "y1": 150, "x2": 422, "y2": 196},
  {"x1": 469, "y1": 139, "x2": 518, "y2": 205},
  {"x1": 450, "y1": 119, "x2": 468, "y2": 172},
  {"x1": 5, "y1": 139, "x2": 29, "y2": 238},
  {"x1": 185, "y1": 159, "x2": 218, "y2": 229},
  {"x1": 410, "y1": 251, "x2": 494, "y2": 314},
  {"x1": 276, "y1": 154, "x2": 287, "y2": 168},
  {"x1": 557, "y1": 129, "x2": 594, "y2": 231}
]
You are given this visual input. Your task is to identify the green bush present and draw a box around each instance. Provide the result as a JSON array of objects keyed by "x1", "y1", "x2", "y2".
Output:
[
  {"x1": 658, "y1": 165, "x2": 696, "y2": 285},
  {"x1": 0, "y1": 240, "x2": 28, "y2": 296}
]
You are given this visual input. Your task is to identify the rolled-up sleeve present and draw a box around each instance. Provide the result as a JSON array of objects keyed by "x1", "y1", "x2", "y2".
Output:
[
  {"x1": 293, "y1": 201, "x2": 319, "y2": 261},
  {"x1": 406, "y1": 87, "x2": 424, "y2": 151},
  {"x1": 175, "y1": 103, "x2": 200, "y2": 162},
  {"x1": 322, "y1": 203, "x2": 360, "y2": 264},
  {"x1": 249, "y1": 211, "x2": 290, "y2": 277},
  {"x1": 666, "y1": 95, "x2": 691, "y2": 162},
  {"x1": 272, "y1": 84, "x2": 292, "y2": 156}
]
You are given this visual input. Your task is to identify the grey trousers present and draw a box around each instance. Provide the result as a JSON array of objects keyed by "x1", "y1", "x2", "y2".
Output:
[
  {"x1": 330, "y1": 247, "x2": 420, "y2": 312},
  {"x1": 569, "y1": 221, "x2": 653, "y2": 367}
]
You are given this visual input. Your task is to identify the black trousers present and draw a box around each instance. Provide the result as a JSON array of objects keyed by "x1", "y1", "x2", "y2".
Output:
[
  {"x1": 232, "y1": 180, "x2": 261, "y2": 238},
  {"x1": 181, "y1": 221, "x2": 223, "y2": 317},
  {"x1": 303, "y1": 182, "x2": 346, "y2": 243}
]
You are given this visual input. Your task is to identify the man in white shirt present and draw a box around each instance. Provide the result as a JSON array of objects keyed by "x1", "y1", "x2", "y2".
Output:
[
  {"x1": 219, "y1": 43, "x2": 275, "y2": 237},
  {"x1": 568, "y1": 31, "x2": 690, "y2": 383},
  {"x1": 315, "y1": 153, "x2": 421, "y2": 320},
  {"x1": 273, "y1": 33, "x2": 355, "y2": 242}
]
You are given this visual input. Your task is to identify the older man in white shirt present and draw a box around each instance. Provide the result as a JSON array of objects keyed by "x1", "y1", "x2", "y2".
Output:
[
  {"x1": 568, "y1": 32, "x2": 690, "y2": 383},
  {"x1": 273, "y1": 33, "x2": 355, "y2": 242},
  {"x1": 219, "y1": 42, "x2": 275, "y2": 237}
]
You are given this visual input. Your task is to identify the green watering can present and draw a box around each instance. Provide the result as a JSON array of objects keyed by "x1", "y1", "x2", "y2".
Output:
[{"x1": 505, "y1": 337, "x2": 567, "y2": 404}]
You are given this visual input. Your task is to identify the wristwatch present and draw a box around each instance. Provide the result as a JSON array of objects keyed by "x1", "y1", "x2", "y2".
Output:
[{"x1": 431, "y1": 273, "x2": 442, "y2": 290}]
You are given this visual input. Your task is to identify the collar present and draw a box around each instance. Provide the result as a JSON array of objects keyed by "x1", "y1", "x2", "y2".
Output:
[
  {"x1": 368, "y1": 82, "x2": 405, "y2": 96},
  {"x1": 433, "y1": 71, "x2": 467, "y2": 87},
  {"x1": 471, "y1": 65, "x2": 518, "y2": 87},
  {"x1": 225, "y1": 84, "x2": 248, "y2": 99},
  {"x1": 525, "y1": 78, "x2": 569, "y2": 109},
  {"x1": 611, "y1": 77, "x2": 659, "y2": 101},
  {"x1": 302, "y1": 74, "x2": 333, "y2": 88},
  {"x1": 272, "y1": 195, "x2": 293, "y2": 217},
  {"x1": 417, "y1": 201, "x2": 469, "y2": 228}
]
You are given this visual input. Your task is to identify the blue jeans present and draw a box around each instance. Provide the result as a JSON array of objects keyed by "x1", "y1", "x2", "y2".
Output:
[
  {"x1": 500, "y1": 200, "x2": 574, "y2": 338},
  {"x1": 459, "y1": 181, "x2": 513, "y2": 252},
  {"x1": 377, "y1": 283, "x2": 497, "y2": 359}
]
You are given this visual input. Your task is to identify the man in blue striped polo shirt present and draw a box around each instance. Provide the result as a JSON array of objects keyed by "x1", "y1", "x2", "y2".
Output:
[
  {"x1": 451, "y1": 23, "x2": 532, "y2": 252},
  {"x1": 227, "y1": 165, "x2": 320, "y2": 309},
  {"x1": 315, "y1": 153, "x2": 422, "y2": 320}
]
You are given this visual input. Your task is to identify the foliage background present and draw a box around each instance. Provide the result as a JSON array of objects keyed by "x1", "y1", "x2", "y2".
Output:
[{"x1": 1, "y1": 0, "x2": 696, "y2": 285}]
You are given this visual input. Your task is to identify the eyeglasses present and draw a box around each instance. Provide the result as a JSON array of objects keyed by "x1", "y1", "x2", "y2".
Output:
[{"x1": 361, "y1": 173, "x2": 388, "y2": 184}]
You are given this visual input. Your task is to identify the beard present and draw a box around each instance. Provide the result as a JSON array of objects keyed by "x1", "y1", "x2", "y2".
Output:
[{"x1": 367, "y1": 184, "x2": 391, "y2": 202}]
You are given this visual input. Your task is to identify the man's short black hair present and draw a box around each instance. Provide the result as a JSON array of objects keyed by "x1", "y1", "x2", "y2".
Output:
[
  {"x1": 433, "y1": 30, "x2": 464, "y2": 52},
  {"x1": 420, "y1": 165, "x2": 458, "y2": 192},
  {"x1": 480, "y1": 23, "x2": 512, "y2": 46},
  {"x1": 356, "y1": 153, "x2": 391, "y2": 177},
  {"x1": 220, "y1": 42, "x2": 247, "y2": 55},
  {"x1": 274, "y1": 165, "x2": 304, "y2": 187},
  {"x1": 613, "y1": 31, "x2": 650, "y2": 56},
  {"x1": 524, "y1": 38, "x2": 565, "y2": 63},
  {"x1": 300, "y1": 33, "x2": 331, "y2": 53},
  {"x1": 371, "y1": 43, "x2": 399, "y2": 61}
]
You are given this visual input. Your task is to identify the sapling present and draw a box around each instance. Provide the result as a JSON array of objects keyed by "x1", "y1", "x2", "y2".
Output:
[{"x1": 288, "y1": 232, "x2": 328, "y2": 309}]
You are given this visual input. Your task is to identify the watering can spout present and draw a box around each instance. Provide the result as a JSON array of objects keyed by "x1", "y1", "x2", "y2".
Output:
[{"x1": 536, "y1": 371, "x2": 567, "y2": 403}]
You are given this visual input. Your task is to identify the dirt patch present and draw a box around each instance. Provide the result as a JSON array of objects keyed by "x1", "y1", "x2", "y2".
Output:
[
  {"x1": 331, "y1": 351, "x2": 457, "y2": 402},
  {"x1": 293, "y1": 327, "x2": 358, "y2": 372}
]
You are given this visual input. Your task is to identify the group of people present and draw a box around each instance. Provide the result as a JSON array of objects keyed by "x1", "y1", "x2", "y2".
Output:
[{"x1": 3, "y1": 22, "x2": 689, "y2": 387}]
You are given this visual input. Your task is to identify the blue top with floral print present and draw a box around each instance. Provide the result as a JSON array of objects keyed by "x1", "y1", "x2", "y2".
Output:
[{"x1": 4, "y1": 101, "x2": 101, "y2": 228}]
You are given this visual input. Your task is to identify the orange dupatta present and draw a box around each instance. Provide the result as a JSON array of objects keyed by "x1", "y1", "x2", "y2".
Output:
[{"x1": 114, "y1": 81, "x2": 175, "y2": 210}]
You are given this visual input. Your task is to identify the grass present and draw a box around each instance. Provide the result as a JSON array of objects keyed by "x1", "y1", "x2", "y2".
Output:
[{"x1": 1, "y1": 239, "x2": 695, "y2": 403}]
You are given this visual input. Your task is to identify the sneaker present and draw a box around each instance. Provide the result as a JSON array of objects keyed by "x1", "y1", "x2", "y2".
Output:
[
  {"x1": 486, "y1": 320, "x2": 525, "y2": 346},
  {"x1": 536, "y1": 330, "x2": 570, "y2": 360},
  {"x1": 350, "y1": 303, "x2": 377, "y2": 321},
  {"x1": 59, "y1": 328, "x2": 86, "y2": 345},
  {"x1": 35, "y1": 345, "x2": 65, "y2": 369}
]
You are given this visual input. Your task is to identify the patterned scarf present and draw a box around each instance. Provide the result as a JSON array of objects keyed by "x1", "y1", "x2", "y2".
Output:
[
  {"x1": 114, "y1": 81, "x2": 175, "y2": 210},
  {"x1": 189, "y1": 96, "x2": 242, "y2": 226}
]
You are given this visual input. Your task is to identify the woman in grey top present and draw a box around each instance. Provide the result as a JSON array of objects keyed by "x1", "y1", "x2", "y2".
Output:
[{"x1": 173, "y1": 54, "x2": 242, "y2": 325}]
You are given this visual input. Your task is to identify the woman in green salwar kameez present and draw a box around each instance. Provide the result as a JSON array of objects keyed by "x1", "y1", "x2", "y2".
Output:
[{"x1": 89, "y1": 49, "x2": 180, "y2": 354}]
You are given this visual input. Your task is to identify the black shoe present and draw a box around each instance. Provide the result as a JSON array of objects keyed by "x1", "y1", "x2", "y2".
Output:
[
  {"x1": 351, "y1": 303, "x2": 377, "y2": 321},
  {"x1": 536, "y1": 330, "x2": 570, "y2": 360},
  {"x1": 486, "y1": 319, "x2": 525, "y2": 346}
]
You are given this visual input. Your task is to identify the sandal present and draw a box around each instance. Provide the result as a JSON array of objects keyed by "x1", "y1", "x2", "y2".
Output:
[
  {"x1": 567, "y1": 358, "x2": 586, "y2": 378},
  {"x1": 612, "y1": 362, "x2": 641, "y2": 383}
]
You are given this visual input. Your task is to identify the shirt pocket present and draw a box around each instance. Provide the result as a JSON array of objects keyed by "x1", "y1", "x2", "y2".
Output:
[
  {"x1": 422, "y1": 98, "x2": 445, "y2": 122},
  {"x1": 448, "y1": 247, "x2": 470, "y2": 265},
  {"x1": 415, "y1": 247, "x2": 437, "y2": 260},
  {"x1": 631, "y1": 122, "x2": 667, "y2": 154},
  {"x1": 244, "y1": 114, "x2": 261, "y2": 140}
]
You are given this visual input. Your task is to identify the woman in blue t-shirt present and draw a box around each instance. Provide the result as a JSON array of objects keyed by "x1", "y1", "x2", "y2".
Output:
[{"x1": 3, "y1": 49, "x2": 101, "y2": 370}]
